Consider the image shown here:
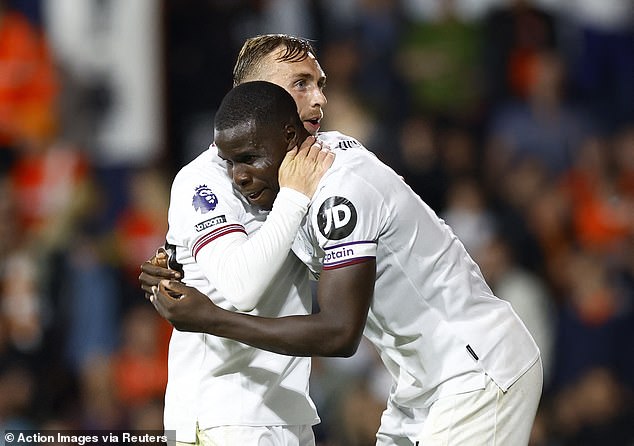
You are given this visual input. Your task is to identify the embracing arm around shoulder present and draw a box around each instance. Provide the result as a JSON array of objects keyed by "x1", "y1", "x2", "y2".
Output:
[
  {"x1": 196, "y1": 187, "x2": 309, "y2": 311},
  {"x1": 199, "y1": 141, "x2": 333, "y2": 311},
  {"x1": 140, "y1": 189, "x2": 308, "y2": 312},
  {"x1": 141, "y1": 139, "x2": 334, "y2": 312},
  {"x1": 152, "y1": 258, "x2": 376, "y2": 357}
]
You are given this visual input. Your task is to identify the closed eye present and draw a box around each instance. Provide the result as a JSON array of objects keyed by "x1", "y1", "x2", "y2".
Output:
[{"x1": 238, "y1": 154, "x2": 260, "y2": 164}]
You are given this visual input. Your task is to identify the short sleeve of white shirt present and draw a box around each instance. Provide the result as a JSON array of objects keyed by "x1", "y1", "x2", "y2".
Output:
[{"x1": 305, "y1": 138, "x2": 382, "y2": 271}]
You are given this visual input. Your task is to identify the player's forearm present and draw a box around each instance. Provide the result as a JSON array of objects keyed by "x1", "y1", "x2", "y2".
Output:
[
  {"x1": 198, "y1": 187, "x2": 309, "y2": 311},
  {"x1": 212, "y1": 260, "x2": 376, "y2": 358},
  {"x1": 154, "y1": 261, "x2": 375, "y2": 358},
  {"x1": 210, "y1": 310, "x2": 363, "y2": 357}
]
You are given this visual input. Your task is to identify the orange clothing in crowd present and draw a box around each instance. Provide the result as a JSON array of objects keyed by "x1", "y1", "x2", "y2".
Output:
[
  {"x1": 9, "y1": 144, "x2": 89, "y2": 233},
  {"x1": 561, "y1": 169, "x2": 632, "y2": 253},
  {"x1": 115, "y1": 207, "x2": 168, "y2": 282},
  {"x1": 0, "y1": 10, "x2": 58, "y2": 147}
]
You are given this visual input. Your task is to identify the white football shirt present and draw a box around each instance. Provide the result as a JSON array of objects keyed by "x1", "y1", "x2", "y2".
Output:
[
  {"x1": 293, "y1": 131, "x2": 540, "y2": 408},
  {"x1": 164, "y1": 146, "x2": 319, "y2": 442}
]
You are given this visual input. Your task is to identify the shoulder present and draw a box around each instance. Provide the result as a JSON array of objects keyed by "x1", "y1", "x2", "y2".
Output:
[
  {"x1": 173, "y1": 146, "x2": 231, "y2": 190},
  {"x1": 170, "y1": 146, "x2": 240, "y2": 214},
  {"x1": 311, "y1": 133, "x2": 403, "y2": 212},
  {"x1": 317, "y1": 132, "x2": 385, "y2": 181},
  {"x1": 318, "y1": 131, "x2": 365, "y2": 151},
  {"x1": 312, "y1": 149, "x2": 385, "y2": 210}
]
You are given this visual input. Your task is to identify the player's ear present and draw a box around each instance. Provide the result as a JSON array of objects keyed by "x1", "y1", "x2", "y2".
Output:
[{"x1": 284, "y1": 124, "x2": 298, "y2": 152}]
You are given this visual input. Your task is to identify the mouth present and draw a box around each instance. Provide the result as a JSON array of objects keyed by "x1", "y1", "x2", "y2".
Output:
[
  {"x1": 243, "y1": 189, "x2": 265, "y2": 203},
  {"x1": 303, "y1": 117, "x2": 321, "y2": 133}
]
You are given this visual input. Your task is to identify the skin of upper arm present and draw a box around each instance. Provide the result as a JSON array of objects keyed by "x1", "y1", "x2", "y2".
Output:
[{"x1": 312, "y1": 258, "x2": 376, "y2": 357}]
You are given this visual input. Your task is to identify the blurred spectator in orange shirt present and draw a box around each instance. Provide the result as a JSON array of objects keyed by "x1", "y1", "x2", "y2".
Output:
[
  {"x1": 113, "y1": 167, "x2": 169, "y2": 285},
  {"x1": 0, "y1": 1, "x2": 58, "y2": 170},
  {"x1": 8, "y1": 141, "x2": 91, "y2": 244},
  {"x1": 560, "y1": 135, "x2": 632, "y2": 255}
]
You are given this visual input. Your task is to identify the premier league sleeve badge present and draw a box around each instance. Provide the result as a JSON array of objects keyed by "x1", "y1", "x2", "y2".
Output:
[{"x1": 192, "y1": 185, "x2": 218, "y2": 213}]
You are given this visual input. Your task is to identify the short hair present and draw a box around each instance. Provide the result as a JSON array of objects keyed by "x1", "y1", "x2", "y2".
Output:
[
  {"x1": 233, "y1": 34, "x2": 316, "y2": 86},
  {"x1": 215, "y1": 81, "x2": 302, "y2": 134}
]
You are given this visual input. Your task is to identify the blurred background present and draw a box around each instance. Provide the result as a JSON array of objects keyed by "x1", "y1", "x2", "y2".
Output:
[{"x1": 0, "y1": 0, "x2": 633, "y2": 444}]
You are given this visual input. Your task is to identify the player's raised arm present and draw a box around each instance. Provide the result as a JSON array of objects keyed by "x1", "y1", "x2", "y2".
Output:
[
  {"x1": 152, "y1": 258, "x2": 376, "y2": 357},
  {"x1": 192, "y1": 136, "x2": 333, "y2": 311}
]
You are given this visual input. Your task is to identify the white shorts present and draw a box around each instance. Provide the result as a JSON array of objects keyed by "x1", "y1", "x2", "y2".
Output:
[
  {"x1": 376, "y1": 358, "x2": 543, "y2": 445},
  {"x1": 175, "y1": 424, "x2": 315, "y2": 446}
]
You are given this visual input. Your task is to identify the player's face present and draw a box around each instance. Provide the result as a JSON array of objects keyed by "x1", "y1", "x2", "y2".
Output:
[
  {"x1": 216, "y1": 120, "x2": 288, "y2": 211},
  {"x1": 255, "y1": 49, "x2": 327, "y2": 135}
]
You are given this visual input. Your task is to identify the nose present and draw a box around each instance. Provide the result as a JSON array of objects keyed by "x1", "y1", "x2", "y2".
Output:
[
  {"x1": 231, "y1": 163, "x2": 251, "y2": 188},
  {"x1": 312, "y1": 87, "x2": 327, "y2": 108}
]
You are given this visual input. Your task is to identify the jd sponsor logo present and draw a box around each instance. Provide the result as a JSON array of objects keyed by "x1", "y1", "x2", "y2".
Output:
[{"x1": 317, "y1": 196, "x2": 357, "y2": 240}]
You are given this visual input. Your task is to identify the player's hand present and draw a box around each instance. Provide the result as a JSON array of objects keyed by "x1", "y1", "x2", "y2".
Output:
[
  {"x1": 278, "y1": 136, "x2": 335, "y2": 199},
  {"x1": 139, "y1": 247, "x2": 181, "y2": 300},
  {"x1": 150, "y1": 280, "x2": 216, "y2": 333}
]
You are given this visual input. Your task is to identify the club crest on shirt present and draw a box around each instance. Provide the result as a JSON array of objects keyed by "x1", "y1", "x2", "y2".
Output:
[
  {"x1": 317, "y1": 196, "x2": 357, "y2": 240},
  {"x1": 192, "y1": 185, "x2": 218, "y2": 213}
]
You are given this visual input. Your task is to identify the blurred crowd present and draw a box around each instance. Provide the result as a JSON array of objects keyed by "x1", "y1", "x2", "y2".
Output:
[{"x1": 0, "y1": 0, "x2": 633, "y2": 445}]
